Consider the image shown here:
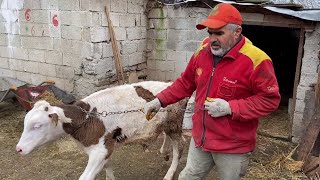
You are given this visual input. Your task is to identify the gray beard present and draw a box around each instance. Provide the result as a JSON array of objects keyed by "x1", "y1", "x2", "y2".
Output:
[{"x1": 210, "y1": 46, "x2": 231, "y2": 57}]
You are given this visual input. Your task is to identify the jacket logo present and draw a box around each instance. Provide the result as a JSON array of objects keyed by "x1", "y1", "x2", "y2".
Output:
[
  {"x1": 223, "y1": 77, "x2": 237, "y2": 84},
  {"x1": 267, "y1": 85, "x2": 277, "y2": 92},
  {"x1": 196, "y1": 68, "x2": 202, "y2": 76}
]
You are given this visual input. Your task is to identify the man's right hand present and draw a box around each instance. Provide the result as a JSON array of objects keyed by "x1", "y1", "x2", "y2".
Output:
[{"x1": 143, "y1": 98, "x2": 161, "y2": 120}]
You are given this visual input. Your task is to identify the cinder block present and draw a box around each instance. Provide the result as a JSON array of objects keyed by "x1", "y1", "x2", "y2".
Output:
[
  {"x1": 31, "y1": 74, "x2": 47, "y2": 85},
  {"x1": 9, "y1": 59, "x2": 24, "y2": 71},
  {"x1": 175, "y1": 60, "x2": 188, "y2": 73},
  {"x1": 140, "y1": 14, "x2": 148, "y2": 27},
  {"x1": 64, "y1": 79, "x2": 74, "y2": 92},
  {"x1": 7, "y1": 34, "x2": 21, "y2": 47},
  {"x1": 15, "y1": 71, "x2": 32, "y2": 83},
  {"x1": 80, "y1": 0, "x2": 90, "y2": 11},
  {"x1": 137, "y1": 39, "x2": 147, "y2": 52},
  {"x1": 168, "y1": 18, "x2": 195, "y2": 30},
  {"x1": 40, "y1": 0, "x2": 59, "y2": 10},
  {"x1": 0, "y1": 68, "x2": 15, "y2": 78},
  {"x1": 120, "y1": 15, "x2": 136, "y2": 27},
  {"x1": 167, "y1": 50, "x2": 187, "y2": 61},
  {"x1": 90, "y1": 27, "x2": 109, "y2": 42},
  {"x1": 89, "y1": 0, "x2": 105, "y2": 12},
  {"x1": 127, "y1": 0, "x2": 144, "y2": 13},
  {"x1": 168, "y1": 29, "x2": 189, "y2": 41},
  {"x1": 91, "y1": 12, "x2": 101, "y2": 26},
  {"x1": 95, "y1": 57, "x2": 114, "y2": 74},
  {"x1": 0, "y1": 46, "x2": 12, "y2": 58},
  {"x1": 32, "y1": 10, "x2": 50, "y2": 23},
  {"x1": 102, "y1": 42, "x2": 113, "y2": 58},
  {"x1": 12, "y1": 47, "x2": 29, "y2": 60},
  {"x1": 49, "y1": 24, "x2": 61, "y2": 38},
  {"x1": 38, "y1": 62, "x2": 56, "y2": 77},
  {"x1": 299, "y1": 72, "x2": 317, "y2": 86},
  {"x1": 24, "y1": 0, "x2": 41, "y2": 9},
  {"x1": 0, "y1": 57, "x2": 9, "y2": 69},
  {"x1": 56, "y1": 65, "x2": 75, "y2": 79},
  {"x1": 148, "y1": 8, "x2": 167, "y2": 19},
  {"x1": 156, "y1": 60, "x2": 174, "y2": 71},
  {"x1": 58, "y1": 0, "x2": 80, "y2": 11},
  {"x1": 60, "y1": 11, "x2": 91, "y2": 27},
  {"x1": 23, "y1": 61, "x2": 39, "y2": 73},
  {"x1": 114, "y1": 26, "x2": 126, "y2": 41},
  {"x1": 128, "y1": 52, "x2": 144, "y2": 66},
  {"x1": 127, "y1": 27, "x2": 141, "y2": 40},
  {"x1": 92, "y1": 43, "x2": 102, "y2": 59},
  {"x1": 102, "y1": 13, "x2": 120, "y2": 27},
  {"x1": 28, "y1": 49, "x2": 45, "y2": 62},
  {"x1": 111, "y1": 0, "x2": 127, "y2": 13},
  {"x1": 46, "y1": 51, "x2": 63, "y2": 65},
  {"x1": 61, "y1": 25, "x2": 82, "y2": 40},
  {"x1": 20, "y1": 23, "x2": 50, "y2": 37},
  {"x1": 121, "y1": 41, "x2": 137, "y2": 55},
  {"x1": 21, "y1": 37, "x2": 53, "y2": 50},
  {"x1": 0, "y1": 34, "x2": 8, "y2": 46},
  {"x1": 63, "y1": 52, "x2": 82, "y2": 69}
]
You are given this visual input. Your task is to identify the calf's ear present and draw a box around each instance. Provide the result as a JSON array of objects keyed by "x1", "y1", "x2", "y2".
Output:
[{"x1": 48, "y1": 113, "x2": 59, "y2": 126}]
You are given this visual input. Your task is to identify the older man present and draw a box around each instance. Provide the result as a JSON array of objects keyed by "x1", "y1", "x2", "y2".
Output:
[{"x1": 144, "y1": 3, "x2": 280, "y2": 180}]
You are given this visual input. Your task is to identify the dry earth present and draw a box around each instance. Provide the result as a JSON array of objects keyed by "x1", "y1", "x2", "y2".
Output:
[{"x1": 0, "y1": 101, "x2": 307, "y2": 180}]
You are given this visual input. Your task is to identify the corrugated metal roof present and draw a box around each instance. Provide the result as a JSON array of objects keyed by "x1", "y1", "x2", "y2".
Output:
[{"x1": 162, "y1": 0, "x2": 320, "y2": 21}]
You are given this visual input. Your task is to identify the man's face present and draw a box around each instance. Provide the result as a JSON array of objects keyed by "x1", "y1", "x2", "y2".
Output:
[{"x1": 208, "y1": 25, "x2": 241, "y2": 57}]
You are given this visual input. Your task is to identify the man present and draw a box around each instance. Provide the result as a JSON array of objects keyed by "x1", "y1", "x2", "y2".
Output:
[{"x1": 144, "y1": 3, "x2": 280, "y2": 180}]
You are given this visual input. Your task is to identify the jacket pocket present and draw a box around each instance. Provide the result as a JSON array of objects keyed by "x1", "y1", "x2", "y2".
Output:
[{"x1": 217, "y1": 82, "x2": 236, "y2": 101}]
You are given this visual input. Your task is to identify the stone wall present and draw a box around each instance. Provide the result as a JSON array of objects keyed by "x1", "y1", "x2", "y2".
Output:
[{"x1": 0, "y1": 0, "x2": 148, "y2": 98}]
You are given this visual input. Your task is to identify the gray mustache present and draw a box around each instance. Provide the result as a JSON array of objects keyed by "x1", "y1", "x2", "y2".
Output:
[{"x1": 211, "y1": 42, "x2": 220, "y2": 46}]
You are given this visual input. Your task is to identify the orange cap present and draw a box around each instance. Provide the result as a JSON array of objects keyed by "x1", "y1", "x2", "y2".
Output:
[{"x1": 196, "y1": 3, "x2": 242, "y2": 30}]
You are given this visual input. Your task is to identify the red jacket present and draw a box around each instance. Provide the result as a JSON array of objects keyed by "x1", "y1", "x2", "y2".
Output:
[{"x1": 157, "y1": 35, "x2": 280, "y2": 153}]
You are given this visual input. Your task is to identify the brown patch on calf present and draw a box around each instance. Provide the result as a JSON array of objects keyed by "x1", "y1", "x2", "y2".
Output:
[
  {"x1": 104, "y1": 133, "x2": 115, "y2": 159},
  {"x1": 48, "y1": 113, "x2": 59, "y2": 126},
  {"x1": 134, "y1": 86, "x2": 155, "y2": 102},
  {"x1": 59, "y1": 101, "x2": 106, "y2": 147}
]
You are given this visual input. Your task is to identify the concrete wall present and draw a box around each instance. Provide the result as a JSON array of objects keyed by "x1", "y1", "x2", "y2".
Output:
[
  {"x1": 0, "y1": 0, "x2": 148, "y2": 98},
  {"x1": 146, "y1": 6, "x2": 208, "y2": 80}
]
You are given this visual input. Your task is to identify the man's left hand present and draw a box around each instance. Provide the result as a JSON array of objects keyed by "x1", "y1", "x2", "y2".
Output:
[{"x1": 204, "y1": 98, "x2": 231, "y2": 118}]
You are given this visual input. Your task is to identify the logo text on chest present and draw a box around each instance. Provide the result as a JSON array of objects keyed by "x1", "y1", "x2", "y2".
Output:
[{"x1": 223, "y1": 77, "x2": 237, "y2": 84}]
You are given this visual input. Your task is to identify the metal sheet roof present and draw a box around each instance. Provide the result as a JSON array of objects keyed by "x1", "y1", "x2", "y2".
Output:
[{"x1": 165, "y1": 0, "x2": 320, "y2": 22}]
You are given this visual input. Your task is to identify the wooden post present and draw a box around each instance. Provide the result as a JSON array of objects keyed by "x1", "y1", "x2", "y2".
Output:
[
  {"x1": 105, "y1": 3, "x2": 125, "y2": 85},
  {"x1": 288, "y1": 28, "x2": 305, "y2": 140}
]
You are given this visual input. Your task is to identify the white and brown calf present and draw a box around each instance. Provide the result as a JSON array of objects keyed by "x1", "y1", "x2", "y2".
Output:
[{"x1": 16, "y1": 81, "x2": 188, "y2": 180}]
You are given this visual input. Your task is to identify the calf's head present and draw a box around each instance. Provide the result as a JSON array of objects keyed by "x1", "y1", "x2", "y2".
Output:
[{"x1": 16, "y1": 100, "x2": 71, "y2": 155}]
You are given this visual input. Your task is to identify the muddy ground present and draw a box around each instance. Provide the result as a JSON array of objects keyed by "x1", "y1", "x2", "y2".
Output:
[{"x1": 0, "y1": 101, "x2": 306, "y2": 180}]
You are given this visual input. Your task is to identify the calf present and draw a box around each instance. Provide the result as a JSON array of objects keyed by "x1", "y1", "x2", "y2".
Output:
[{"x1": 16, "y1": 81, "x2": 188, "y2": 180}]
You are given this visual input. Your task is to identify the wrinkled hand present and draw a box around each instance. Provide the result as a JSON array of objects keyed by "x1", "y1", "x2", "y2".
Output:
[
  {"x1": 143, "y1": 98, "x2": 161, "y2": 120},
  {"x1": 204, "y1": 98, "x2": 231, "y2": 118}
]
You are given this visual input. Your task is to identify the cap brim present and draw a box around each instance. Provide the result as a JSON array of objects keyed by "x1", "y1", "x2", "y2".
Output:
[{"x1": 196, "y1": 19, "x2": 227, "y2": 30}]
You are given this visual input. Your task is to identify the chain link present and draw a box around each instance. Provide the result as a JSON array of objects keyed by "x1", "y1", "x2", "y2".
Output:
[{"x1": 78, "y1": 103, "x2": 196, "y2": 118}]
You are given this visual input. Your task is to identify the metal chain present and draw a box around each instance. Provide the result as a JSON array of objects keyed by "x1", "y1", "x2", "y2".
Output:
[{"x1": 77, "y1": 103, "x2": 196, "y2": 118}]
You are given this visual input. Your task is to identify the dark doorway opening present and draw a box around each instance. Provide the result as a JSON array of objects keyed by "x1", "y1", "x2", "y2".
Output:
[{"x1": 242, "y1": 25, "x2": 301, "y2": 107}]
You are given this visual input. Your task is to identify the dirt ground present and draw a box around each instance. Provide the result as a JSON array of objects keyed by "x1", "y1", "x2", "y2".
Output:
[{"x1": 0, "y1": 101, "x2": 307, "y2": 180}]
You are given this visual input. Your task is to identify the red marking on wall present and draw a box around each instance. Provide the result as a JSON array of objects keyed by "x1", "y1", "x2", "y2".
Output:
[
  {"x1": 52, "y1": 15, "x2": 59, "y2": 27},
  {"x1": 31, "y1": 26, "x2": 35, "y2": 36},
  {"x1": 25, "y1": 9, "x2": 31, "y2": 21}
]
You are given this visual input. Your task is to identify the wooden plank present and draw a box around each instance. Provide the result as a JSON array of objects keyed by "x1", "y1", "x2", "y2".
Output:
[
  {"x1": 105, "y1": 3, "x2": 125, "y2": 85},
  {"x1": 288, "y1": 29, "x2": 305, "y2": 140}
]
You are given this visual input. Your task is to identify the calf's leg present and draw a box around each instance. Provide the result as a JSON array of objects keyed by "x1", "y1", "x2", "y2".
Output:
[
  {"x1": 80, "y1": 148, "x2": 108, "y2": 180},
  {"x1": 163, "y1": 135, "x2": 184, "y2": 180},
  {"x1": 105, "y1": 159, "x2": 115, "y2": 180}
]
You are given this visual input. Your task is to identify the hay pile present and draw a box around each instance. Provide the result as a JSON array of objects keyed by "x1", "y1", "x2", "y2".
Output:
[
  {"x1": 35, "y1": 90, "x2": 62, "y2": 106},
  {"x1": 244, "y1": 137, "x2": 305, "y2": 180}
]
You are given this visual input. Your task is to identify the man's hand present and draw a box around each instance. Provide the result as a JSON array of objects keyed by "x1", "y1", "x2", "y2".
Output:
[
  {"x1": 204, "y1": 98, "x2": 231, "y2": 118},
  {"x1": 143, "y1": 98, "x2": 161, "y2": 120}
]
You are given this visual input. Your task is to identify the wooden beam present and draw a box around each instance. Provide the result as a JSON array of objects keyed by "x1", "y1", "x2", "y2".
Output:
[{"x1": 288, "y1": 29, "x2": 305, "y2": 140}]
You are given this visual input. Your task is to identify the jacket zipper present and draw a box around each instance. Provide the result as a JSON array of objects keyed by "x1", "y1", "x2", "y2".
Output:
[{"x1": 199, "y1": 62, "x2": 216, "y2": 148}]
